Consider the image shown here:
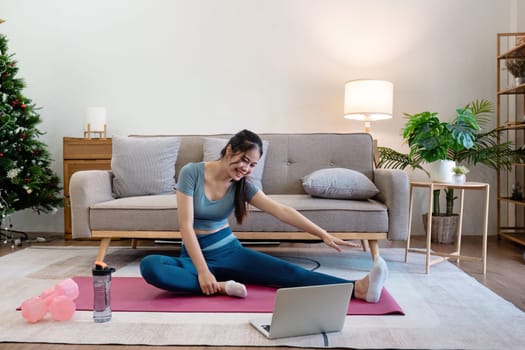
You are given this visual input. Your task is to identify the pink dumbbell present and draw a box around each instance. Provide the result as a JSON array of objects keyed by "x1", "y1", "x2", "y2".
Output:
[{"x1": 21, "y1": 278, "x2": 79, "y2": 323}]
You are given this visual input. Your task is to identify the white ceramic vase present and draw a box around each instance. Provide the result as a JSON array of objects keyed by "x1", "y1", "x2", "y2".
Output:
[{"x1": 426, "y1": 160, "x2": 456, "y2": 183}]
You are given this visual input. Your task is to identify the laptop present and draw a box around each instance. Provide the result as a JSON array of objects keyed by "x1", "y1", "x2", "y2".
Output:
[{"x1": 250, "y1": 282, "x2": 353, "y2": 339}]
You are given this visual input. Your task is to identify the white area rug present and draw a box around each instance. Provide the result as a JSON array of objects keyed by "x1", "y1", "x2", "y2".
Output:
[{"x1": 1, "y1": 245, "x2": 524, "y2": 349}]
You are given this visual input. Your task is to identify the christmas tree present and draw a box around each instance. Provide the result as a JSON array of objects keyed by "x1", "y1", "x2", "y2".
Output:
[{"x1": 0, "y1": 32, "x2": 63, "y2": 221}]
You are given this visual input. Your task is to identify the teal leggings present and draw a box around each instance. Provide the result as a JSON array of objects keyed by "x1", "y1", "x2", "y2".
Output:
[{"x1": 140, "y1": 227, "x2": 352, "y2": 293}]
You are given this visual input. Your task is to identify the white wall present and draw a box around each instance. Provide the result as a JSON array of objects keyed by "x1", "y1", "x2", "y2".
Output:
[
  {"x1": 0, "y1": 0, "x2": 520, "y2": 235},
  {"x1": 512, "y1": 0, "x2": 524, "y2": 31}
]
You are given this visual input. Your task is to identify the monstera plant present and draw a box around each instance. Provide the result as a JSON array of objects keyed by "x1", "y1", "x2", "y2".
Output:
[{"x1": 402, "y1": 105, "x2": 481, "y2": 183}]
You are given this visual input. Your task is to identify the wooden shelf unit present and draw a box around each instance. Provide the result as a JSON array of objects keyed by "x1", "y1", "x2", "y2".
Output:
[
  {"x1": 496, "y1": 32, "x2": 525, "y2": 248},
  {"x1": 498, "y1": 83, "x2": 525, "y2": 95},
  {"x1": 497, "y1": 40, "x2": 525, "y2": 59},
  {"x1": 498, "y1": 197, "x2": 525, "y2": 206},
  {"x1": 63, "y1": 137, "x2": 112, "y2": 239}
]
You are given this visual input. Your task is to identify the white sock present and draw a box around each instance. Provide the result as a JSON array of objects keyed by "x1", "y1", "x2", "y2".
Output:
[
  {"x1": 224, "y1": 280, "x2": 248, "y2": 298},
  {"x1": 366, "y1": 256, "x2": 388, "y2": 303}
]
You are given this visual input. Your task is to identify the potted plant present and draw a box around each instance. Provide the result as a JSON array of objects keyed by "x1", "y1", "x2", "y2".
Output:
[
  {"x1": 378, "y1": 99, "x2": 525, "y2": 243},
  {"x1": 451, "y1": 165, "x2": 469, "y2": 184},
  {"x1": 506, "y1": 59, "x2": 525, "y2": 85},
  {"x1": 401, "y1": 104, "x2": 480, "y2": 182}
]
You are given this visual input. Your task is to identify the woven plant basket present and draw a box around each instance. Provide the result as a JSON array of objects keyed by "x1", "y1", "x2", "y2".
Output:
[{"x1": 422, "y1": 213, "x2": 459, "y2": 244}]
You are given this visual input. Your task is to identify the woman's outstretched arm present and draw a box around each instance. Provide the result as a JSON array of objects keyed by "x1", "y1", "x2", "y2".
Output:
[{"x1": 248, "y1": 191, "x2": 360, "y2": 252}]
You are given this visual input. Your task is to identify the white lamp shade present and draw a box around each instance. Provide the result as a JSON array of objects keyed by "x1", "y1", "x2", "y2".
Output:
[
  {"x1": 86, "y1": 107, "x2": 107, "y2": 131},
  {"x1": 344, "y1": 80, "x2": 393, "y2": 121}
]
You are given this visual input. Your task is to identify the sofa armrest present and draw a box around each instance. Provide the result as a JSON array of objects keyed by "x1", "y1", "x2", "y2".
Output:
[
  {"x1": 69, "y1": 170, "x2": 114, "y2": 239},
  {"x1": 373, "y1": 169, "x2": 409, "y2": 241}
]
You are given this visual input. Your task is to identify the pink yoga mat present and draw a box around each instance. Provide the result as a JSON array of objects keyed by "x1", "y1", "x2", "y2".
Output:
[{"x1": 72, "y1": 276, "x2": 404, "y2": 315}]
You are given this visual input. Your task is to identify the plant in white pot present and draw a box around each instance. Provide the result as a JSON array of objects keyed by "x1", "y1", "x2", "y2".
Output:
[
  {"x1": 401, "y1": 105, "x2": 480, "y2": 182},
  {"x1": 378, "y1": 99, "x2": 525, "y2": 243},
  {"x1": 451, "y1": 165, "x2": 469, "y2": 185},
  {"x1": 506, "y1": 59, "x2": 525, "y2": 86},
  {"x1": 401, "y1": 106, "x2": 480, "y2": 243}
]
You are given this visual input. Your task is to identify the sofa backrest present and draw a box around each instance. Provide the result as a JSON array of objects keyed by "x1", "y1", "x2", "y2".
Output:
[{"x1": 173, "y1": 133, "x2": 375, "y2": 195}]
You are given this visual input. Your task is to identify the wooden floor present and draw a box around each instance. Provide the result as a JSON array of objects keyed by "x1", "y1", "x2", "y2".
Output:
[{"x1": 1, "y1": 232, "x2": 524, "y2": 350}]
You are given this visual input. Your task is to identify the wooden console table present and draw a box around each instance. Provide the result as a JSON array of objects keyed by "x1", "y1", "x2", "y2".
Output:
[
  {"x1": 63, "y1": 137, "x2": 112, "y2": 239},
  {"x1": 405, "y1": 181, "x2": 490, "y2": 274}
]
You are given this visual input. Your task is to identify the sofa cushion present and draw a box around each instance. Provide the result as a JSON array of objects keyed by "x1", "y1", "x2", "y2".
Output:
[
  {"x1": 202, "y1": 137, "x2": 269, "y2": 189},
  {"x1": 302, "y1": 168, "x2": 379, "y2": 199},
  {"x1": 89, "y1": 194, "x2": 388, "y2": 233},
  {"x1": 231, "y1": 194, "x2": 388, "y2": 233},
  {"x1": 90, "y1": 194, "x2": 179, "y2": 231},
  {"x1": 111, "y1": 136, "x2": 181, "y2": 198}
]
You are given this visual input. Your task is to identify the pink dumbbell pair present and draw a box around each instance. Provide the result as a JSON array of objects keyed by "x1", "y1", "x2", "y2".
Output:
[{"x1": 21, "y1": 278, "x2": 79, "y2": 323}]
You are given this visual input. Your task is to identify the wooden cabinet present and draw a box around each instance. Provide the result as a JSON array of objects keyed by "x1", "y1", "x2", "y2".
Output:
[
  {"x1": 63, "y1": 137, "x2": 112, "y2": 239},
  {"x1": 496, "y1": 33, "x2": 525, "y2": 247}
]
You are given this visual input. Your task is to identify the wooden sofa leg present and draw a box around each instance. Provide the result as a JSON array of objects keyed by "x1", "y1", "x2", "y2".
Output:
[
  {"x1": 368, "y1": 240, "x2": 380, "y2": 260},
  {"x1": 131, "y1": 238, "x2": 138, "y2": 249},
  {"x1": 361, "y1": 240, "x2": 370, "y2": 252},
  {"x1": 96, "y1": 238, "x2": 111, "y2": 263}
]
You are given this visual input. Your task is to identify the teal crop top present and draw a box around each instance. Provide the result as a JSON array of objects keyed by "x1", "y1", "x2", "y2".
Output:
[{"x1": 176, "y1": 162, "x2": 260, "y2": 231}]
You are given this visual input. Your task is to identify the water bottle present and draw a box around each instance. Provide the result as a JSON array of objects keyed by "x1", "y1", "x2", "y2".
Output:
[{"x1": 92, "y1": 261, "x2": 115, "y2": 323}]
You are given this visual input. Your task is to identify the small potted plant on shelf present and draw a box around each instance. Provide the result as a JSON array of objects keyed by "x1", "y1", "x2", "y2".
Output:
[
  {"x1": 451, "y1": 165, "x2": 469, "y2": 185},
  {"x1": 506, "y1": 59, "x2": 525, "y2": 85},
  {"x1": 511, "y1": 182, "x2": 524, "y2": 201}
]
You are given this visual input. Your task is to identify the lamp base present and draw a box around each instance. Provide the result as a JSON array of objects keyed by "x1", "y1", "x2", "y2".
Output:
[
  {"x1": 84, "y1": 124, "x2": 107, "y2": 139},
  {"x1": 364, "y1": 121, "x2": 371, "y2": 133}
]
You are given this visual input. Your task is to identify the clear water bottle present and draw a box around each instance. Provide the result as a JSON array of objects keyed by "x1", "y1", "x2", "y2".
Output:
[{"x1": 92, "y1": 261, "x2": 115, "y2": 323}]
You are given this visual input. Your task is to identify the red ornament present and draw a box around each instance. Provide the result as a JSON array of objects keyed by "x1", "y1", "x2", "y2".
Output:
[
  {"x1": 0, "y1": 153, "x2": 3, "y2": 157},
  {"x1": 24, "y1": 178, "x2": 30, "y2": 183},
  {"x1": 21, "y1": 133, "x2": 26, "y2": 139},
  {"x1": 21, "y1": 103, "x2": 26, "y2": 109},
  {"x1": 11, "y1": 99, "x2": 18, "y2": 107}
]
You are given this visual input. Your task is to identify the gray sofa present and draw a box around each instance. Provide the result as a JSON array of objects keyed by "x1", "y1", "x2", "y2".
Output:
[{"x1": 69, "y1": 133, "x2": 409, "y2": 262}]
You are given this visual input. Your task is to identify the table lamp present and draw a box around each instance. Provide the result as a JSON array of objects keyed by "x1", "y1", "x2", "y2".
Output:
[
  {"x1": 84, "y1": 107, "x2": 107, "y2": 139},
  {"x1": 344, "y1": 79, "x2": 393, "y2": 133}
]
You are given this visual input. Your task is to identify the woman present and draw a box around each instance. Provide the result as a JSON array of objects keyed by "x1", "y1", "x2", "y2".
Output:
[{"x1": 140, "y1": 129, "x2": 387, "y2": 302}]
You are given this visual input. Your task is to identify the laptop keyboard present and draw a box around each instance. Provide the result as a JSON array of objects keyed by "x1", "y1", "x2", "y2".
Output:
[{"x1": 262, "y1": 324, "x2": 271, "y2": 332}]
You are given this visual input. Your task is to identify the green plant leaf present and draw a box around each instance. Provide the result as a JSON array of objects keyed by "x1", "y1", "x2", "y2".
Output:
[
  {"x1": 449, "y1": 107, "x2": 481, "y2": 150},
  {"x1": 466, "y1": 99, "x2": 494, "y2": 128},
  {"x1": 377, "y1": 146, "x2": 426, "y2": 173}
]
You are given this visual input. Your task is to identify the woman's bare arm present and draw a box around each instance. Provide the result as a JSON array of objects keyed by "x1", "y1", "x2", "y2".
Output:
[
  {"x1": 176, "y1": 191, "x2": 220, "y2": 294},
  {"x1": 248, "y1": 191, "x2": 359, "y2": 251}
]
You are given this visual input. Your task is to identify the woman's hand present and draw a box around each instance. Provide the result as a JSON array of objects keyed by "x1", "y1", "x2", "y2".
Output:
[
  {"x1": 322, "y1": 234, "x2": 361, "y2": 252},
  {"x1": 198, "y1": 270, "x2": 220, "y2": 295}
]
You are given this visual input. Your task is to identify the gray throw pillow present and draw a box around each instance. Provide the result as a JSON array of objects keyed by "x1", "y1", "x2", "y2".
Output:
[
  {"x1": 302, "y1": 168, "x2": 379, "y2": 199},
  {"x1": 202, "y1": 137, "x2": 269, "y2": 189},
  {"x1": 112, "y1": 136, "x2": 181, "y2": 198}
]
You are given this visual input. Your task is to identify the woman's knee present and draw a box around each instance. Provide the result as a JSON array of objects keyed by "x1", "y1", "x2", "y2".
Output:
[{"x1": 139, "y1": 254, "x2": 163, "y2": 280}]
